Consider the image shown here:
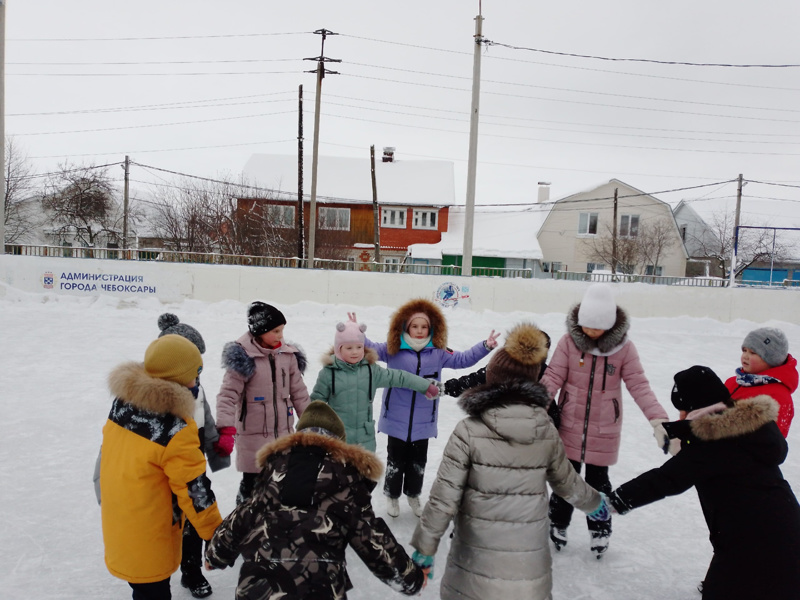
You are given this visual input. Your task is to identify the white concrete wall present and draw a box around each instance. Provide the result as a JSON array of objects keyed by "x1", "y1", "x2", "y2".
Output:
[{"x1": 1, "y1": 254, "x2": 798, "y2": 324}]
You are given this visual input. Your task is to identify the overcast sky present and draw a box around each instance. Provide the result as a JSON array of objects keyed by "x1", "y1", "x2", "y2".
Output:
[{"x1": 7, "y1": 1, "x2": 800, "y2": 226}]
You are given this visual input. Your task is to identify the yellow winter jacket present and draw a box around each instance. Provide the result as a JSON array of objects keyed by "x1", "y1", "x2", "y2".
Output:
[{"x1": 100, "y1": 362, "x2": 223, "y2": 584}]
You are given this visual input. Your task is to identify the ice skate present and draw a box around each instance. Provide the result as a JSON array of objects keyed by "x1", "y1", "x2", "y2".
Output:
[
  {"x1": 407, "y1": 495, "x2": 423, "y2": 517},
  {"x1": 549, "y1": 524, "x2": 568, "y2": 551},
  {"x1": 590, "y1": 530, "x2": 610, "y2": 559},
  {"x1": 387, "y1": 496, "x2": 400, "y2": 517},
  {"x1": 181, "y1": 571, "x2": 212, "y2": 598}
]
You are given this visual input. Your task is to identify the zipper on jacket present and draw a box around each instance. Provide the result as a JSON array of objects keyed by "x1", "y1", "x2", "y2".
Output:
[
  {"x1": 269, "y1": 354, "x2": 279, "y2": 439},
  {"x1": 612, "y1": 397, "x2": 620, "y2": 421},
  {"x1": 580, "y1": 355, "x2": 598, "y2": 464},
  {"x1": 424, "y1": 370, "x2": 439, "y2": 420},
  {"x1": 406, "y1": 352, "x2": 422, "y2": 442}
]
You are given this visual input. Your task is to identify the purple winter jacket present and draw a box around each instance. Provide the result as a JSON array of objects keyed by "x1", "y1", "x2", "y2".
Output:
[{"x1": 366, "y1": 339, "x2": 490, "y2": 442}]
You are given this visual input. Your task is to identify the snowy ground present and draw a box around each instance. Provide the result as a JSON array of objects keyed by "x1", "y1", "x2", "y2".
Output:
[{"x1": 1, "y1": 282, "x2": 798, "y2": 599}]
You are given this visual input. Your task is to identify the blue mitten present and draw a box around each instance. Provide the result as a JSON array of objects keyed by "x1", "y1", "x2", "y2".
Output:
[
  {"x1": 587, "y1": 493, "x2": 612, "y2": 522},
  {"x1": 412, "y1": 550, "x2": 434, "y2": 579}
]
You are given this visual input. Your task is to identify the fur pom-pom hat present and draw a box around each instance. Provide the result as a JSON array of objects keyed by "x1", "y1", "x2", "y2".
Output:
[
  {"x1": 577, "y1": 283, "x2": 618, "y2": 331},
  {"x1": 144, "y1": 334, "x2": 203, "y2": 387},
  {"x1": 743, "y1": 327, "x2": 789, "y2": 368},
  {"x1": 486, "y1": 323, "x2": 550, "y2": 385},
  {"x1": 296, "y1": 400, "x2": 347, "y2": 441},
  {"x1": 334, "y1": 320, "x2": 367, "y2": 361},
  {"x1": 157, "y1": 313, "x2": 205, "y2": 354},
  {"x1": 247, "y1": 301, "x2": 286, "y2": 337},
  {"x1": 671, "y1": 365, "x2": 731, "y2": 413}
]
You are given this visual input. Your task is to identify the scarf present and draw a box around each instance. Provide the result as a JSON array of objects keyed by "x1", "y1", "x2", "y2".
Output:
[
  {"x1": 401, "y1": 332, "x2": 432, "y2": 352},
  {"x1": 735, "y1": 368, "x2": 781, "y2": 387}
]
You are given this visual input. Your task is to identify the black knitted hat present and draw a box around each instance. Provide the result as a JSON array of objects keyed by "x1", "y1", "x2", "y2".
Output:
[
  {"x1": 247, "y1": 301, "x2": 286, "y2": 337},
  {"x1": 671, "y1": 365, "x2": 731, "y2": 413}
]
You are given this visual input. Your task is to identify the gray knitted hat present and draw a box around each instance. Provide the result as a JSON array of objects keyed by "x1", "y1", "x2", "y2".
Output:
[
  {"x1": 742, "y1": 327, "x2": 788, "y2": 368},
  {"x1": 157, "y1": 313, "x2": 206, "y2": 355}
]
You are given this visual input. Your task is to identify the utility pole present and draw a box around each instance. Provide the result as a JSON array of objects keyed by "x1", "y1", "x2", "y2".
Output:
[
  {"x1": 0, "y1": 1, "x2": 6, "y2": 253},
  {"x1": 461, "y1": 12, "x2": 484, "y2": 277},
  {"x1": 304, "y1": 29, "x2": 340, "y2": 268},
  {"x1": 611, "y1": 187, "x2": 618, "y2": 275},
  {"x1": 728, "y1": 173, "x2": 744, "y2": 288},
  {"x1": 122, "y1": 155, "x2": 130, "y2": 252},
  {"x1": 370, "y1": 145, "x2": 381, "y2": 266},
  {"x1": 297, "y1": 84, "x2": 305, "y2": 266}
]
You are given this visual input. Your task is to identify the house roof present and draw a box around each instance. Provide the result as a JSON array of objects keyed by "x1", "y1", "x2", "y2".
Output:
[
  {"x1": 242, "y1": 153, "x2": 455, "y2": 207},
  {"x1": 408, "y1": 205, "x2": 544, "y2": 260}
]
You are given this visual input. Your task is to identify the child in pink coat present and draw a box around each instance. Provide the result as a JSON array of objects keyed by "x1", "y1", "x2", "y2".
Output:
[{"x1": 540, "y1": 283, "x2": 669, "y2": 558}]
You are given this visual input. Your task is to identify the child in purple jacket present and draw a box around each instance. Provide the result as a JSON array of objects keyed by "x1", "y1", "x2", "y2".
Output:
[{"x1": 360, "y1": 298, "x2": 498, "y2": 518}]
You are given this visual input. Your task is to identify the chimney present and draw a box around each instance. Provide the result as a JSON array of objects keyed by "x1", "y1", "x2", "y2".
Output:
[
  {"x1": 537, "y1": 181, "x2": 551, "y2": 204},
  {"x1": 382, "y1": 147, "x2": 395, "y2": 163}
]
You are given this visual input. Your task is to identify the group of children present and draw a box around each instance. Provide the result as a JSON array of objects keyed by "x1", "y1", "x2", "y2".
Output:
[{"x1": 97, "y1": 284, "x2": 800, "y2": 600}]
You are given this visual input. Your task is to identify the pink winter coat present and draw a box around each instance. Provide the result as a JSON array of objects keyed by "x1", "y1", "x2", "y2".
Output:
[
  {"x1": 541, "y1": 305, "x2": 668, "y2": 467},
  {"x1": 215, "y1": 332, "x2": 311, "y2": 473}
]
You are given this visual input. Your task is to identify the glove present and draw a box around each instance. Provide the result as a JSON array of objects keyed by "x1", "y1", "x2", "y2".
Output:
[
  {"x1": 213, "y1": 426, "x2": 236, "y2": 457},
  {"x1": 587, "y1": 492, "x2": 612, "y2": 522},
  {"x1": 412, "y1": 550, "x2": 434, "y2": 580},
  {"x1": 650, "y1": 418, "x2": 670, "y2": 454},
  {"x1": 667, "y1": 437, "x2": 682, "y2": 456},
  {"x1": 424, "y1": 381, "x2": 440, "y2": 400}
]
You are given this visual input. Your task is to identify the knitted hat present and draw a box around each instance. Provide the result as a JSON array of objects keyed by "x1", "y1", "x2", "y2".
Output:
[
  {"x1": 405, "y1": 312, "x2": 431, "y2": 332},
  {"x1": 742, "y1": 327, "x2": 789, "y2": 368},
  {"x1": 247, "y1": 301, "x2": 286, "y2": 337},
  {"x1": 157, "y1": 313, "x2": 205, "y2": 354},
  {"x1": 144, "y1": 334, "x2": 203, "y2": 387},
  {"x1": 486, "y1": 323, "x2": 550, "y2": 385},
  {"x1": 296, "y1": 400, "x2": 347, "y2": 441},
  {"x1": 671, "y1": 365, "x2": 731, "y2": 413},
  {"x1": 577, "y1": 284, "x2": 617, "y2": 330},
  {"x1": 334, "y1": 320, "x2": 367, "y2": 361}
]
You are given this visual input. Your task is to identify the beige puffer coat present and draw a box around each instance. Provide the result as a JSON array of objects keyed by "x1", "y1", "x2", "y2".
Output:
[{"x1": 411, "y1": 380, "x2": 601, "y2": 600}]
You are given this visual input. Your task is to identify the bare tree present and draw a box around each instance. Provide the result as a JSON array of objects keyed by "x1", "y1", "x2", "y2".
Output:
[
  {"x1": 637, "y1": 217, "x2": 678, "y2": 274},
  {"x1": 4, "y1": 137, "x2": 40, "y2": 243},
  {"x1": 41, "y1": 163, "x2": 121, "y2": 248},
  {"x1": 583, "y1": 223, "x2": 642, "y2": 274},
  {"x1": 687, "y1": 210, "x2": 792, "y2": 278}
]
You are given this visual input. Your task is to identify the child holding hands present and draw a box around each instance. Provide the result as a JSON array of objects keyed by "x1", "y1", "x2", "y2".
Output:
[
  {"x1": 310, "y1": 318, "x2": 440, "y2": 451},
  {"x1": 540, "y1": 283, "x2": 669, "y2": 556},
  {"x1": 362, "y1": 298, "x2": 498, "y2": 517}
]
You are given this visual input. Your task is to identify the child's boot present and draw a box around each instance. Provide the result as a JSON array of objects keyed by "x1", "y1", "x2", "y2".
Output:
[
  {"x1": 590, "y1": 530, "x2": 610, "y2": 559},
  {"x1": 181, "y1": 570, "x2": 212, "y2": 598},
  {"x1": 549, "y1": 523, "x2": 568, "y2": 551},
  {"x1": 407, "y1": 495, "x2": 423, "y2": 517},
  {"x1": 387, "y1": 496, "x2": 400, "y2": 517}
]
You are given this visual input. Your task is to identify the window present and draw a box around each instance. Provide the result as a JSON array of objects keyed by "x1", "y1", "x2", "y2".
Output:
[
  {"x1": 551, "y1": 261, "x2": 563, "y2": 272},
  {"x1": 383, "y1": 256, "x2": 401, "y2": 272},
  {"x1": 619, "y1": 263, "x2": 635, "y2": 275},
  {"x1": 381, "y1": 208, "x2": 406, "y2": 228},
  {"x1": 645, "y1": 265, "x2": 663, "y2": 276},
  {"x1": 578, "y1": 212, "x2": 598, "y2": 235},
  {"x1": 680, "y1": 225, "x2": 687, "y2": 241},
  {"x1": 587, "y1": 262, "x2": 605, "y2": 273},
  {"x1": 267, "y1": 205, "x2": 295, "y2": 228},
  {"x1": 620, "y1": 214, "x2": 640, "y2": 238},
  {"x1": 412, "y1": 209, "x2": 438, "y2": 230},
  {"x1": 318, "y1": 207, "x2": 350, "y2": 231}
]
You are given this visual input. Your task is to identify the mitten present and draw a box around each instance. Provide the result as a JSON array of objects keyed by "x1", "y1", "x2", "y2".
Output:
[
  {"x1": 650, "y1": 418, "x2": 670, "y2": 454},
  {"x1": 667, "y1": 437, "x2": 682, "y2": 456},
  {"x1": 587, "y1": 492, "x2": 612, "y2": 522},
  {"x1": 412, "y1": 550, "x2": 434, "y2": 579},
  {"x1": 213, "y1": 426, "x2": 236, "y2": 457},
  {"x1": 443, "y1": 378, "x2": 460, "y2": 397},
  {"x1": 425, "y1": 381, "x2": 440, "y2": 400}
]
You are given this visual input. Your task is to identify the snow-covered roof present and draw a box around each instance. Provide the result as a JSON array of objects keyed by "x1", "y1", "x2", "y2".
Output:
[
  {"x1": 242, "y1": 153, "x2": 455, "y2": 207},
  {"x1": 408, "y1": 205, "x2": 544, "y2": 260}
]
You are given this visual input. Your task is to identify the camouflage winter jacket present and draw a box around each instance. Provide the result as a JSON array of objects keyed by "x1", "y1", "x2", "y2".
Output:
[{"x1": 206, "y1": 431, "x2": 425, "y2": 600}]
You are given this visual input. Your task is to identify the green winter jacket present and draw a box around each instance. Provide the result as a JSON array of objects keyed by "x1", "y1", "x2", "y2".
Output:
[{"x1": 311, "y1": 348, "x2": 433, "y2": 451}]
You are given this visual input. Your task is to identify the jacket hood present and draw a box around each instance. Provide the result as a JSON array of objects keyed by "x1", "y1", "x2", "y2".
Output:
[
  {"x1": 690, "y1": 395, "x2": 779, "y2": 442},
  {"x1": 107, "y1": 361, "x2": 195, "y2": 422},
  {"x1": 221, "y1": 334, "x2": 308, "y2": 378},
  {"x1": 387, "y1": 298, "x2": 447, "y2": 355},
  {"x1": 319, "y1": 346, "x2": 380, "y2": 368},
  {"x1": 255, "y1": 431, "x2": 384, "y2": 481},
  {"x1": 757, "y1": 354, "x2": 799, "y2": 393},
  {"x1": 567, "y1": 303, "x2": 629, "y2": 354},
  {"x1": 458, "y1": 380, "x2": 552, "y2": 444}
]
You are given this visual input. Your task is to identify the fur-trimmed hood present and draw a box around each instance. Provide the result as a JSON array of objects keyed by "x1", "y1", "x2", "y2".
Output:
[
  {"x1": 107, "y1": 361, "x2": 195, "y2": 422},
  {"x1": 319, "y1": 346, "x2": 380, "y2": 368},
  {"x1": 567, "y1": 303, "x2": 629, "y2": 355},
  {"x1": 221, "y1": 332, "x2": 307, "y2": 378},
  {"x1": 387, "y1": 298, "x2": 447, "y2": 355},
  {"x1": 691, "y1": 395, "x2": 779, "y2": 442},
  {"x1": 255, "y1": 431, "x2": 384, "y2": 481}
]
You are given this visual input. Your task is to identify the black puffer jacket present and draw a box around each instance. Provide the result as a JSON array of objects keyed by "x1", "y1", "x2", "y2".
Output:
[
  {"x1": 206, "y1": 432, "x2": 424, "y2": 600},
  {"x1": 609, "y1": 396, "x2": 800, "y2": 600}
]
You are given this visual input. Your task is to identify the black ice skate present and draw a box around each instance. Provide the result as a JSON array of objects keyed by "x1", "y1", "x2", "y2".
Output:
[
  {"x1": 181, "y1": 571, "x2": 213, "y2": 598},
  {"x1": 590, "y1": 530, "x2": 610, "y2": 559},
  {"x1": 549, "y1": 524, "x2": 568, "y2": 551}
]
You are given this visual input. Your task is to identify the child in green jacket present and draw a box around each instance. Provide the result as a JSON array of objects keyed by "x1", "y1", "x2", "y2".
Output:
[{"x1": 311, "y1": 319, "x2": 439, "y2": 451}]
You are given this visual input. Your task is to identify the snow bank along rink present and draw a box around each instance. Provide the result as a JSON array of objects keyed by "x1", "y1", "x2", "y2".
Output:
[{"x1": 1, "y1": 283, "x2": 798, "y2": 599}]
